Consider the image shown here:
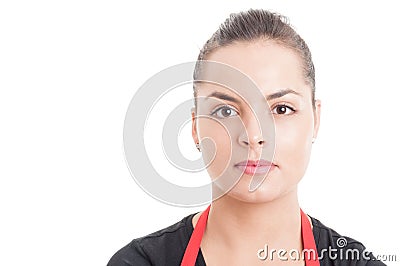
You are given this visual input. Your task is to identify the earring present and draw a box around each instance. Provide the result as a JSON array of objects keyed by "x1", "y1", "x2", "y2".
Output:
[
  {"x1": 312, "y1": 137, "x2": 316, "y2": 144},
  {"x1": 196, "y1": 143, "x2": 201, "y2": 152}
]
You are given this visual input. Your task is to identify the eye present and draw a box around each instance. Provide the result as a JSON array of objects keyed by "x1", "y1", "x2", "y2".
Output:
[
  {"x1": 272, "y1": 104, "x2": 296, "y2": 115},
  {"x1": 211, "y1": 105, "x2": 239, "y2": 118}
]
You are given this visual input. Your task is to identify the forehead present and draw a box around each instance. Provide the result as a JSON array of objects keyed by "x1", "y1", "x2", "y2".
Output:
[{"x1": 196, "y1": 41, "x2": 309, "y2": 98}]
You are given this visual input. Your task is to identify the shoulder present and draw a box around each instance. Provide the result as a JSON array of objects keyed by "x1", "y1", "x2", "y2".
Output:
[
  {"x1": 107, "y1": 213, "x2": 196, "y2": 266},
  {"x1": 310, "y1": 216, "x2": 386, "y2": 266}
]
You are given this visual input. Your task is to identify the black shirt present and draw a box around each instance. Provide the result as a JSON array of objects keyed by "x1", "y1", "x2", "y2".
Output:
[{"x1": 107, "y1": 213, "x2": 386, "y2": 266}]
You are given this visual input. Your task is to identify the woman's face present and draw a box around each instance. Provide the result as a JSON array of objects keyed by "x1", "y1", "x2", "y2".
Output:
[{"x1": 192, "y1": 41, "x2": 321, "y2": 203}]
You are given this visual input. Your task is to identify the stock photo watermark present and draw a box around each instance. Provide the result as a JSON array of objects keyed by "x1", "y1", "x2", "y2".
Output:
[
  {"x1": 257, "y1": 237, "x2": 397, "y2": 263},
  {"x1": 123, "y1": 61, "x2": 276, "y2": 206}
]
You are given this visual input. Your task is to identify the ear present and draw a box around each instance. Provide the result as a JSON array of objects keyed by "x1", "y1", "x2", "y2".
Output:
[
  {"x1": 313, "y1": 99, "x2": 322, "y2": 140},
  {"x1": 191, "y1": 107, "x2": 199, "y2": 145}
]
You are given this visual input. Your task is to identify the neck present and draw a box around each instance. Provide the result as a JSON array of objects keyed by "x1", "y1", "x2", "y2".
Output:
[{"x1": 205, "y1": 189, "x2": 302, "y2": 250}]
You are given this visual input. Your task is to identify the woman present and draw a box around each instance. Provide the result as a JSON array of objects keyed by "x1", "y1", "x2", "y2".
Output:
[{"x1": 108, "y1": 9, "x2": 385, "y2": 266}]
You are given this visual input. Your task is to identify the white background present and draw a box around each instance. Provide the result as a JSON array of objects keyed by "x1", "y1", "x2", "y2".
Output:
[{"x1": 1, "y1": 1, "x2": 399, "y2": 265}]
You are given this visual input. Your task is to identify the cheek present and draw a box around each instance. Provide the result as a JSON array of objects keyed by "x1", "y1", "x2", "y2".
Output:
[
  {"x1": 197, "y1": 119, "x2": 233, "y2": 178},
  {"x1": 275, "y1": 115, "x2": 313, "y2": 170}
]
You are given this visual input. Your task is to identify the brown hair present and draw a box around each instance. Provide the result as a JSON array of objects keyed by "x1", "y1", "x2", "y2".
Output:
[{"x1": 193, "y1": 9, "x2": 316, "y2": 109}]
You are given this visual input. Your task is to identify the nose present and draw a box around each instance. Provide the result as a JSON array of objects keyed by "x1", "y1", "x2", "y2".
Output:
[
  {"x1": 238, "y1": 114, "x2": 266, "y2": 148},
  {"x1": 239, "y1": 137, "x2": 265, "y2": 148}
]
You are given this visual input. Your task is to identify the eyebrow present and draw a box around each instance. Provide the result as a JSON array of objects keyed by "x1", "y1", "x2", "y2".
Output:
[
  {"x1": 205, "y1": 91, "x2": 240, "y2": 103},
  {"x1": 205, "y1": 89, "x2": 302, "y2": 103},
  {"x1": 266, "y1": 89, "x2": 302, "y2": 100}
]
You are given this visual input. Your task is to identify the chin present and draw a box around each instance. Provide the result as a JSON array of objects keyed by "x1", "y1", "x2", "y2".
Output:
[
  {"x1": 225, "y1": 182, "x2": 284, "y2": 204},
  {"x1": 210, "y1": 167, "x2": 302, "y2": 204},
  {"x1": 212, "y1": 174, "x2": 286, "y2": 204}
]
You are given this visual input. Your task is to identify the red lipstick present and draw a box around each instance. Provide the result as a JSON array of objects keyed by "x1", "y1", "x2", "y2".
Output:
[{"x1": 234, "y1": 160, "x2": 276, "y2": 175}]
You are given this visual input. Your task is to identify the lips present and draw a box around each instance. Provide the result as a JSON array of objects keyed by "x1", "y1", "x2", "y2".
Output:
[{"x1": 234, "y1": 160, "x2": 276, "y2": 175}]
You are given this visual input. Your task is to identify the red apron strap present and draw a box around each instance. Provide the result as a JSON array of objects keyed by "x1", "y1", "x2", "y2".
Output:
[
  {"x1": 180, "y1": 205, "x2": 211, "y2": 266},
  {"x1": 181, "y1": 206, "x2": 319, "y2": 266},
  {"x1": 301, "y1": 209, "x2": 320, "y2": 266}
]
